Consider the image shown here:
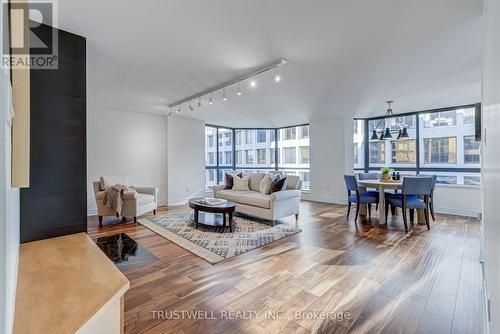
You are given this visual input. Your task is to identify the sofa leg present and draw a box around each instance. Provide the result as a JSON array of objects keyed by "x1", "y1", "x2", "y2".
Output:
[
  {"x1": 134, "y1": 216, "x2": 137, "y2": 224},
  {"x1": 153, "y1": 209, "x2": 156, "y2": 215},
  {"x1": 98, "y1": 216, "x2": 103, "y2": 227},
  {"x1": 122, "y1": 216, "x2": 126, "y2": 223},
  {"x1": 295, "y1": 213, "x2": 299, "y2": 221}
]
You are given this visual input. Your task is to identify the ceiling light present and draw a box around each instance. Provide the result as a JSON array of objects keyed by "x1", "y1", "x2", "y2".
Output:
[
  {"x1": 188, "y1": 101, "x2": 194, "y2": 111},
  {"x1": 371, "y1": 130, "x2": 378, "y2": 140},
  {"x1": 222, "y1": 88, "x2": 227, "y2": 101},
  {"x1": 209, "y1": 93, "x2": 213, "y2": 105},
  {"x1": 273, "y1": 68, "x2": 281, "y2": 82},
  {"x1": 236, "y1": 82, "x2": 242, "y2": 96},
  {"x1": 401, "y1": 127, "x2": 409, "y2": 138},
  {"x1": 198, "y1": 97, "x2": 202, "y2": 108},
  {"x1": 250, "y1": 77, "x2": 257, "y2": 88}
]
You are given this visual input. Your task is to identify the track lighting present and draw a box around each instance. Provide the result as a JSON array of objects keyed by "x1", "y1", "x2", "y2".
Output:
[
  {"x1": 237, "y1": 82, "x2": 242, "y2": 96},
  {"x1": 273, "y1": 68, "x2": 281, "y2": 82},
  {"x1": 250, "y1": 77, "x2": 257, "y2": 88},
  {"x1": 167, "y1": 59, "x2": 287, "y2": 113}
]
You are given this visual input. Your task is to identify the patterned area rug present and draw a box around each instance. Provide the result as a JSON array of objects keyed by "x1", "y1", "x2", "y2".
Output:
[{"x1": 138, "y1": 210, "x2": 301, "y2": 264}]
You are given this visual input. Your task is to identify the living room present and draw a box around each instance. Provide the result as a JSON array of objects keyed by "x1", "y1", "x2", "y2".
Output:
[{"x1": 1, "y1": 1, "x2": 500, "y2": 334}]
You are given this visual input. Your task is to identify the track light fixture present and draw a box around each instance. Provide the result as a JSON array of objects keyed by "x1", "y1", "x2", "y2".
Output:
[
  {"x1": 167, "y1": 58, "x2": 287, "y2": 113},
  {"x1": 237, "y1": 82, "x2": 242, "y2": 96}
]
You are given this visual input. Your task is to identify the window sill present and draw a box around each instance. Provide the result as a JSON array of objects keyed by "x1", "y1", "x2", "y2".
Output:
[{"x1": 436, "y1": 184, "x2": 480, "y2": 190}]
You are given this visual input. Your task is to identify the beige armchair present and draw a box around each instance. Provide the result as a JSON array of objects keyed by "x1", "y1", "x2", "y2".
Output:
[{"x1": 92, "y1": 176, "x2": 158, "y2": 225}]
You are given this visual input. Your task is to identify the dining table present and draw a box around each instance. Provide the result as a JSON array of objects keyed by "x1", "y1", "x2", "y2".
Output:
[{"x1": 357, "y1": 179, "x2": 426, "y2": 226}]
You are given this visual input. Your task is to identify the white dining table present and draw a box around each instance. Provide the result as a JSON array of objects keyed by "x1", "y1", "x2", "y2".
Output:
[{"x1": 357, "y1": 179, "x2": 426, "y2": 226}]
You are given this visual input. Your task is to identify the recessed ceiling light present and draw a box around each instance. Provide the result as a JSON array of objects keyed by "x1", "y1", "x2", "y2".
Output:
[
  {"x1": 209, "y1": 93, "x2": 213, "y2": 105},
  {"x1": 250, "y1": 77, "x2": 257, "y2": 88},
  {"x1": 222, "y1": 88, "x2": 227, "y2": 101},
  {"x1": 273, "y1": 68, "x2": 281, "y2": 82},
  {"x1": 237, "y1": 82, "x2": 242, "y2": 96}
]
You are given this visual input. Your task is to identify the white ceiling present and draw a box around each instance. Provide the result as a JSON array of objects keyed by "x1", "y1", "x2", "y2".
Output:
[{"x1": 57, "y1": 0, "x2": 483, "y2": 127}]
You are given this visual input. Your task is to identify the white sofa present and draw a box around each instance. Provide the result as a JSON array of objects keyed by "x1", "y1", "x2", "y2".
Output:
[{"x1": 213, "y1": 173, "x2": 302, "y2": 224}]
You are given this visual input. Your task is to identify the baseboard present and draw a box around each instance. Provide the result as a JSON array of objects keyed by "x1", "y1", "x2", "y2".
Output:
[
  {"x1": 301, "y1": 193, "x2": 348, "y2": 205},
  {"x1": 434, "y1": 206, "x2": 480, "y2": 218}
]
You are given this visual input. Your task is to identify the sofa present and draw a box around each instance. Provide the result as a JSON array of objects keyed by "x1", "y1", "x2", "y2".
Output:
[
  {"x1": 213, "y1": 172, "x2": 302, "y2": 224},
  {"x1": 92, "y1": 176, "x2": 158, "y2": 225}
]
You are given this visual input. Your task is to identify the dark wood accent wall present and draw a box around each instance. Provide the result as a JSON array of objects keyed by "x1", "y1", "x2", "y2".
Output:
[{"x1": 20, "y1": 25, "x2": 87, "y2": 243}]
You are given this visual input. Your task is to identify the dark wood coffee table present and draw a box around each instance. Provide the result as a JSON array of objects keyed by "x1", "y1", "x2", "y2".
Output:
[{"x1": 188, "y1": 198, "x2": 236, "y2": 232}]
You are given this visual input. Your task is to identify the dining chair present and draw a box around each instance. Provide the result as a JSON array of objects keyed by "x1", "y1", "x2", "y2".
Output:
[
  {"x1": 429, "y1": 175, "x2": 437, "y2": 221},
  {"x1": 358, "y1": 173, "x2": 380, "y2": 210},
  {"x1": 384, "y1": 176, "x2": 433, "y2": 232},
  {"x1": 344, "y1": 175, "x2": 379, "y2": 223}
]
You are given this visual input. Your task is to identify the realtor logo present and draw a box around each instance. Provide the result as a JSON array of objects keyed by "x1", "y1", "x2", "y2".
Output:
[{"x1": 2, "y1": 0, "x2": 58, "y2": 69}]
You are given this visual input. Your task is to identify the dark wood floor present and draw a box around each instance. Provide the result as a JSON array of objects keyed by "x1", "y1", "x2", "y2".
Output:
[{"x1": 87, "y1": 201, "x2": 484, "y2": 334}]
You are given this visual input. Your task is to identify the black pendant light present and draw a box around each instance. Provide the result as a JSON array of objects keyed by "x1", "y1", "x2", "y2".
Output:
[
  {"x1": 384, "y1": 127, "x2": 392, "y2": 139},
  {"x1": 371, "y1": 130, "x2": 379, "y2": 140},
  {"x1": 400, "y1": 127, "x2": 409, "y2": 138}
]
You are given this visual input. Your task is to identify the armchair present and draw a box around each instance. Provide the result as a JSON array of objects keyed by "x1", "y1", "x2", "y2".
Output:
[{"x1": 92, "y1": 176, "x2": 158, "y2": 226}]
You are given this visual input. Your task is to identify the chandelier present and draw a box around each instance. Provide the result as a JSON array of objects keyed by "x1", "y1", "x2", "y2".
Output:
[{"x1": 370, "y1": 101, "x2": 410, "y2": 140}]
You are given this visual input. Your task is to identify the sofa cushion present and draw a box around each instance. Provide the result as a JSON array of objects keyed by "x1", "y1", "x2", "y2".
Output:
[
  {"x1": 216, "y1": 190, "x2": 250, "y2": 202},
  {"x1": 134, "y1": 194, "x2": 155, "y2": 206},
  {"x1": 232, "y1": 175, "x2": 250, "y2": 191},
  {"x1": 243, "y1": 172, "x2": 264, "y2": 192},
  {"x1": 237, "y1": 192, "x2": 271, "y2": 209},
  {"x1": 270, "y1": 177, "x2": 287, "y2": 193},
  {"x1": 224, "y1": 172, "x2": 242, "y2": 190},
  {"x1": 259, "y1": 175, "x2": 275, "y2": 195}
]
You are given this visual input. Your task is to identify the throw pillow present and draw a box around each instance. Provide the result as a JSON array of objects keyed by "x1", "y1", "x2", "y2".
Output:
[
  {"x1": 232, "y1": 175, "x2": 250, "y2": 191},
  {"x1": 259, "y1": 175, "x2": 275, "y2": 195},
  {"x1": 225, "y1": 172, "x2": 242, "y2": 189},
  {"x1": 270, "y1": 176, "x2": 287, "y2": 193}
]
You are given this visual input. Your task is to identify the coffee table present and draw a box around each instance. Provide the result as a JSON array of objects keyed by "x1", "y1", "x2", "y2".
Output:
[{"x1": 188, "y1": 198, "x2": 236, "y2": 232}]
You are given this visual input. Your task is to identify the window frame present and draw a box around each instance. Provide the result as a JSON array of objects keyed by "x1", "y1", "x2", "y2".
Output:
[{"x1": 354, "y1": 104, "x2": 481, "y2": 178}]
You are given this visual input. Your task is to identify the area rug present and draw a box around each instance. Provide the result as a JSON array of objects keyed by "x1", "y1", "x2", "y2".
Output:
[{"x1": 138, "y1": 210, "x2": 301, "y2": 264}]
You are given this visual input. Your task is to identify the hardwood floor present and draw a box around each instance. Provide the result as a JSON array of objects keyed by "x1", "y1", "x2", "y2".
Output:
[{"x1": 87, "y1": 201, "x2": 484, "y2": 334}]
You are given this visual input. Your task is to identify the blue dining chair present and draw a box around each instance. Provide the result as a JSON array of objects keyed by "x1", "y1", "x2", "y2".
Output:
[
  {"x1": 385, "y1": 177, "x2": 433, "y2": 232},
  {"x1": 344, "y1": 175, "x2": 379, "y2": 222},
  {"x1": 358, "y1": 173, "x2": 380, "y2": 210},
  {"x1": 429, "y1": 175, "x2": 437, "y2": 221}
]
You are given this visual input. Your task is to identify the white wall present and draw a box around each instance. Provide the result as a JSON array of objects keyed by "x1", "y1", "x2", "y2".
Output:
[
  {"x1": 481, "y1": 0, "x2": 500, "y2": 332},
  {"x1": 87, "y1": 106, "x2": 167, "y2": 214},
  {"x1": 433, "y1": 185, "x2": 481, "y2": 218},
  {"x1": 166, "y1": 116, "x2": 206, "y2": 205},
  {"x1": 306, "y1": 116, "x2": 353, "y2": 204},
  {"x1": 0, "y1": 6, "x2": 20, "y2": 332}
]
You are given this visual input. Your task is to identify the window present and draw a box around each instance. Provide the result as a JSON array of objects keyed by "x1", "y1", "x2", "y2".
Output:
[
  {"x1": 207, "y1": 152, "x2": 214, "y2": 165},
  {"x1": 283, "y1": 147, "x2": 296, "y2": 164},
  {"x1": 300, "y1": 126, "x2": 309, "y2": 139},
  {"x1": 354, "y1": 143, "x2": 359, "y2": 165},
  {"x1": 391, "y1": 139, "x2": 416, "y2": 164},
  {"x1": 369, "y1": 142, "x2": 385, "y2": 164},
  {"x1": 462, "y1": 108, "x2": 475, "y2": 124},
  {"x1": 257, "y1": 149, "x2": 266, "y2": 164},
  {"x1": 464, "y1": 176, "x2": 480, "y2": 186},
  {"x1": 257, "y1": 130, "x2": 267, "y2": 143},
  {"x1": 282, "y1": 128, "x2": 296, "y2": 140},
  {"x1": 245, "y1": 150, "x2": 255, "y2": 164},
  {"x1": 423, "y1": 110, "x2": 457, "y2": 127},
  {"x1": 206, "y1": 125, "x2": 310, "y2": 191},
  {"x1": 353, "y1": 120, "x2": 364, "y2": 169},
  {"x1": 236, "y1": 150, "x2": 243, "y2": 164},
  {"x1": 423, "y1": 137, "x2": 457, "y2": 164},
  {"x1": 300, "y1": 146, "x2": 309, "y2": 164},
  {"x1": 436, "y1": 175, "x2": 457, "y2": 185},
  {"x1": 464, "y1": 136, "x2": 480, "y2": 164}
]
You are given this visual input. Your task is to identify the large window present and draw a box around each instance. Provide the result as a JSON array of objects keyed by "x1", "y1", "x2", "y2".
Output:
[
  {"x1": 206, "y1": 125, "x2": 310, "y2": 191},
  {"x1": 355, "y1": 105, "x2": 480, "y2": 186},
  {"x1": 423, "y1": 137, "x2": 457, "y2": 164}
]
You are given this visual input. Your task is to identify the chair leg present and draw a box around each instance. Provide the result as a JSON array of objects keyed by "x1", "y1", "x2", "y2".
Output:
[
  {"x1": 153, "y1": 209, "x2": 157, "y2": 215},
  {"x1": 390, "y1": 205, "x2": 396, "y2": 216},
  {"x1": 376, "y1": 203, "x2": 378, "y2": 211},
  {"x1": 98, "y1": 216, "x2": 103, "y2": 227},
  {"x1": 134, "y1": 216, "x2": 137, "y2": 224},
  {"x1": 402, "y1": 208, "x2": 409, "y2": 232},
  {"x1": 368, "y1": 203, "x2": 372, "y2": 219},
  {"x1": 425, "y1": 207, "x2": 431, "y2": 230},
  {"x1": 409, "y1": 209, "x2": 415, "y2": 224},
  {"x1": 384, "y1": 203, "x2": 389, "y2": 224},
  {"x1": 295, "y1": 213, "x2": 299, "y2": 221},
  {"x1": 122, "y1": 216, "x2": 126, "y2": 222},
  {"x1": 347, "y1": 202, "x2": 351, "y2": 218},
  {"x1": 430, "y1": 201, "x2": 435, "y2": 221},
  {"x1": 354, "y1": 202, "x2": 360, "y2": 223}
]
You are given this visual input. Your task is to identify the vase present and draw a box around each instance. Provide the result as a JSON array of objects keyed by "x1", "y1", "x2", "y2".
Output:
[{"x1": 381, "y1": 173, "x2": 391, "y2": 181}]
